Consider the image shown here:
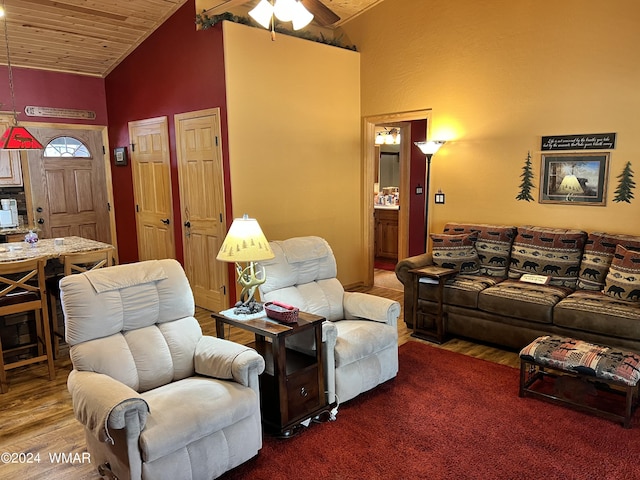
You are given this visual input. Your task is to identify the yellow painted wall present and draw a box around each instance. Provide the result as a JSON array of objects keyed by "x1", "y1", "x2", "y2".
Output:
[
  {"x1": 343, "y1": 0, "x2": 640, "y2": 237},
  {"x1": 223, "y1": 22, "x2": 363, "y2": 284}
]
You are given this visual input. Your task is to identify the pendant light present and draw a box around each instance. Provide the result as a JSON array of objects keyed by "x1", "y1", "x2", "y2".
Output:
[{"x1": 0, "y1": 4, "x2": 43, "y2": 150}]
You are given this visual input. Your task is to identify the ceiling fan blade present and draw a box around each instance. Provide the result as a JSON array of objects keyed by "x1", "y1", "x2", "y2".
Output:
[{"x1": 300, "y1": 0, "x2": 341, "y2": 26}]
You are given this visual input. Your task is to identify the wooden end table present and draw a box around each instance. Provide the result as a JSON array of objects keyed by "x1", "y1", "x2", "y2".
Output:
[
  {"x1": 409, "y1": 265, "x2": 458, "y2": 344},
  {"x1": 213, "y1": 310, "x2": 329, "y2": 437}
]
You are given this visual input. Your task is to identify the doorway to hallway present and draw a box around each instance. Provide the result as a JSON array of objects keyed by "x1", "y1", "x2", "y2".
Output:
[{"x1": 363, "y1": 110, "x2": 432, "y2": 286}]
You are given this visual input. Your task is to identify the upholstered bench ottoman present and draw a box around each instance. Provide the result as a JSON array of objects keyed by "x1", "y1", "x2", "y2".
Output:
[{"x1": 519, "y1": 335, "x2": 640, "y2": 428}]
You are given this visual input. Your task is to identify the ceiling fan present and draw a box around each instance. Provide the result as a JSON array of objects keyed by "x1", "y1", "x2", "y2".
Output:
[{"x1": 205, "y1": 0, "x2": 341, "y2": 27}]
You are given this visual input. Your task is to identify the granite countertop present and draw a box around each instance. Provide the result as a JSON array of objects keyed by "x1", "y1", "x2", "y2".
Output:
[
  {"x1": 0, "y1": 227, "x2": 35, "y2": 236},
  {"x1": 0, "y1": 236, "x2": 114, "y2": 262}
]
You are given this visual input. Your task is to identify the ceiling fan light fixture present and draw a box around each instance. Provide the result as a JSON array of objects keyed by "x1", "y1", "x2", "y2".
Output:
[
  {"x1": 248, "y1": 0, "x2": 274, "y2": 29},
  {"x1": 273, "y1": 0, "x2": 297, "y2": 22},
  {"x1": 291, "y1": 1, "x2": 314, "y2": 30}
]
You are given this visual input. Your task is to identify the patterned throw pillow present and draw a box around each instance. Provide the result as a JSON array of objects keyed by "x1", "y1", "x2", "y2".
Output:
[
  {"x1": 508, "y1": 226, "x2": 586, "y2": 288},
  {"x1": 604, "y1": 245, "x2": 640, "y2": 302},
  {"x1": 444, "y1": 223, "x2": 516, "y2": 278},
  {"x1": 577, "y1": 232, "x2": 640, "y2": 291},
  {"x1": 430, "y1": 232, "x2": 480, "y2": 274}
]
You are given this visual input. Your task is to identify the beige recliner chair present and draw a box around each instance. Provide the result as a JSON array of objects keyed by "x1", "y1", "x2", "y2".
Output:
[
  {"x1": 61, "y1": 259, "x2": 265, "y2": 480},
  {"x1": 259, "y1": 236, "x2": 400, "y2": 406}
]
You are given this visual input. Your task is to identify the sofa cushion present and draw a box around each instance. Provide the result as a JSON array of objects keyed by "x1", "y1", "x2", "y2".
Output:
[
  {"x1": 418, "y1": 274, "x2": 501, "y2": 308},
  {"x1": 508, "y1": 226, "x2": 586, "y2": 288},
  {"x1": 444, "y1": 223, "x2": 517, "y2": 277},
  {"x1": 140, "y1": 377, "x2": 259, "y2": 463},
  {"x1": 430, "y1": 232, "x2": 480, "y2": 274},
  {"x1": 576, "y1": 232, "x2": 640, "y2": 291},
  {"x1": 554, "y1": 290, "x2": 640, "y2": 340},
  {"x1": 603, "y1": 245, "x2": 640, "y2": 302},
  {"x1": 478, "y1": 279, "x2": 572, "y2": 324},
  {"x1": 333, "y1": 320, "x2": 397, "y2": 367}
]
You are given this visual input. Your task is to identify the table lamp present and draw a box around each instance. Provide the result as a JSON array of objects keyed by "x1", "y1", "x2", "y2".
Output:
[{"x1": 216, "y1": 214, "x2": 275, "y2": 314}]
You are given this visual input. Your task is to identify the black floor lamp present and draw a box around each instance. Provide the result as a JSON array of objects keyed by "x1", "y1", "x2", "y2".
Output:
[{"x1": 414, "y1": 140, "x2": 446, "y2": 253}]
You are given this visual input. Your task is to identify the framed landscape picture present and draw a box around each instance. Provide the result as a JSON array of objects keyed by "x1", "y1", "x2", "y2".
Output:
[{"x1": 539, "y1": 153, "x2": 609, "y2": 205}]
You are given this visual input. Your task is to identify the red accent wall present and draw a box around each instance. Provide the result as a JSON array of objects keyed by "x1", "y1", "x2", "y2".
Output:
[
  {"x1": 0, "y1": 67, "x2": 107, "y2": 125},
  {"x1": 409, "y1": 119, "x2": 427, "y2": 256},
  {"x1": 104, "y1": 0, "x2": 229, "y2": 264}
]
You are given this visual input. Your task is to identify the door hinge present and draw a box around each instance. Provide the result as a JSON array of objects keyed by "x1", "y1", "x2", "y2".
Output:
[
  {"x1": 102, "y1": 146, "x2": 106, "y2": 155},
  {"x1": 215, "y1": 136, "x2": 219, "y2": 147},
  {"x1": 136, "y1": 204, "x2": 139, "y2": 212},
  {"x1": 107, "y1": 202, "x2": 111, "y2": 212},
  {"x1": 219, "y1": 213, "x2": 223, "y2": 222},
  {"x1": 222, "y1": 285, "x2": 226, "y2": 295},
  {"x1": 130, "y1": 143, "x2": 136, "y2": 152}
]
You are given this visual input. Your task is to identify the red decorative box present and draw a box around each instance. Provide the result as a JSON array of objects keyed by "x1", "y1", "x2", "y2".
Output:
[{"x1": 264, "y1": 301, "x2": 299, "y2": 324}]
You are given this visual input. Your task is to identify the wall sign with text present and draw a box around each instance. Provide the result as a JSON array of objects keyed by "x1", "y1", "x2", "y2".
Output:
[{"x1": 541, "y1": 133, "x2": 616, "y2": 151}]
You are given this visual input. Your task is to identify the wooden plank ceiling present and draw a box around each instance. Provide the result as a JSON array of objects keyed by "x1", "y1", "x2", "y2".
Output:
[
  {"x1": 0, "y1": 0, "x2": 383, "y2": 78},
  {"x1": 1, "y1": 0, "x2": 189, "y2": 78}
]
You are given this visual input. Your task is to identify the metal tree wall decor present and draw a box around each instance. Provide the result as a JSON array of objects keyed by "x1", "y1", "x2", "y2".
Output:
[
  {"x1": 516, "y1": 151, "x2": 536, "y2": 201},
  {"x1": 613, "y1": 161, "x2": 635, "y2": 203}
]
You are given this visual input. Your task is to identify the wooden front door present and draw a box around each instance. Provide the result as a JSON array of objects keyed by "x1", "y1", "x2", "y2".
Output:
[
  {"x1": 27, "y1": 127, "x2": 112, "y2": 243},
  {"x1": 175, "y1": 108, "x2": 228, "y2": 311},
  {"x1": 128, "y1": 117, "x2": 176, "y2": 261}
]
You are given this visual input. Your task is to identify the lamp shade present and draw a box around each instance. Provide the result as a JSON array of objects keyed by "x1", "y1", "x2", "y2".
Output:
[
  {"x1": 217, "y1": 214, "x2": 275, "y2": 263},
  {"x1": 0, "y1": 125, "x2": 44, "y2": 150},
  {"x1": 248, "y1": 0, "x2": 274, "y2": 29},
  {"x1": 273, "y1": 0, "x2": 297, "y2": 22},
  {"x1": 292, "y1": 1, "x2": 314, "y2": 30},
  {"x1": 557, "y1": 175, "x2": 583, "y2": 194},
  {"x1": 414, "y1": 140, "x2": 445, "y2": 156}
]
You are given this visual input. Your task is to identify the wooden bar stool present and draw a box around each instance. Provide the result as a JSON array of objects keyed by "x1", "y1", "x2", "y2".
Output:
[
  {"x1": 0, "y1": 258, "x2": 55, "y2": 394},
  {"x1": 48, "y1": 247, "x2": 115, "y2": 357}
]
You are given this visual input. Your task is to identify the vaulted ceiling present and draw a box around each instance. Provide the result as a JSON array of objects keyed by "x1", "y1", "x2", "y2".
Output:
[{"x1": 1, "y1": 0, "x2": 382, "y2": 78}]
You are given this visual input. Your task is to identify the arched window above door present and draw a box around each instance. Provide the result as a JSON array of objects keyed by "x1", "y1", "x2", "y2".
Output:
[{"x1": 44, "y1": 136, "x2": 91, "y2": 158}]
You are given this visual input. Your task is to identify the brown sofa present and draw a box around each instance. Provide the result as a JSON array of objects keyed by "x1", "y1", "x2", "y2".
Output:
[{"x1": 395, "y1": 223, "x2": 640, "y2": 352}]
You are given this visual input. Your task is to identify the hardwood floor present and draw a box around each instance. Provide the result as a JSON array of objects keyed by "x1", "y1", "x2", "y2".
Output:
[{"x1": 0, "y1": 280, "x2": 519, "y2": 479}]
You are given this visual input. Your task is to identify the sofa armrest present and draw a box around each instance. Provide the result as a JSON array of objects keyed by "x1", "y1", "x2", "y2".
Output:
[
  {"x1": 395, "y1": 253, "x2": 434, "y2": 327},
  {"x1": 67, "y1": 369, "x2": 149, "y2": 445},
  {"x1": 195, "y1": 336, "x2": 265, "y2": 393},
  {"x1": 395, "y1": 253, "x2": 434, "y2": 286},
  {"x1": 343, "y1": 292, "x2": 400, "y2": 327}
]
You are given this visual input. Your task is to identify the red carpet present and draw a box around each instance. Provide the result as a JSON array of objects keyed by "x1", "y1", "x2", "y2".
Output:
[{"x1": 223, "y1": 341, "x2": 640, "y2": 480}]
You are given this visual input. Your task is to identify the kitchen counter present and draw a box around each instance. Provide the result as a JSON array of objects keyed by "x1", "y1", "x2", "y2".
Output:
[
  {"x1": 374, "y1": 205, "x2": 400, "y2": 210},
  {"x1": 0, "y1": 227, "x2": 38, "y2": 244},
  {"x1": 0, "y1": 236, "x2": 114, "y2": 263},
  {"x1": 0, "y1": 226, "x2": 34, "y2": 236}
]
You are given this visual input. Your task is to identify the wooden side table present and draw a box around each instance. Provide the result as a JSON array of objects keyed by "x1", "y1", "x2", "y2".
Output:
[
  {"x1": 409, "y1": 265, "x2": 458, "y2": 344},
  {"x1": 213, "y1": 310, "x2": 328, "y2": 437}
]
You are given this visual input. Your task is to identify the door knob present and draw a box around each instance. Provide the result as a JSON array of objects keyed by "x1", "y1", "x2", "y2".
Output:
[
  {"x1": 184, "y1": 221, "x2": 191, "y2": 228},
  {"x1": 161, "y1": 218, "x2": 170, "y2": 225},
  {"x1": 37, "y1": 218, "x2": 45, "y2": 224}
]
